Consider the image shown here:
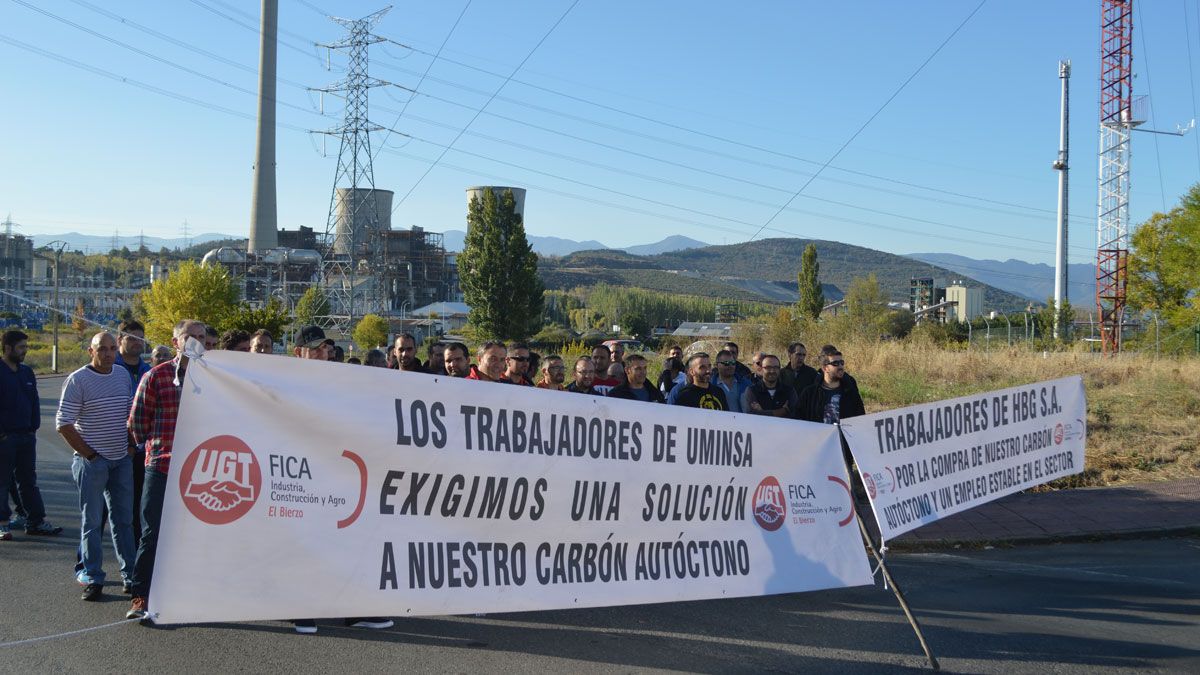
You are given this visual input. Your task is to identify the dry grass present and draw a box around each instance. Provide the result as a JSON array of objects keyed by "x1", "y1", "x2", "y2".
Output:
[{"x1": 738, "y1": 336, "x2": 1200, "y2": 488}]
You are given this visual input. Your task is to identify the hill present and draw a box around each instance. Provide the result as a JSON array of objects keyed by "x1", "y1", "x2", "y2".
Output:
[
  {"x1": 906, "y1": 252, "x2": 1095, "y2": 307},
  {"x1": 539, "y1": 238, "x2": 1035, "y2": 312}
]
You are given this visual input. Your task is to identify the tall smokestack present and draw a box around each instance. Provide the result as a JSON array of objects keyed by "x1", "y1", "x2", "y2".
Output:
[
  {"x1": 1053, "y1": 60, "x2": 1070, "y2": 339},
  {"x1": 249, "y1": 0, "x2": 279, "y2": 253}
]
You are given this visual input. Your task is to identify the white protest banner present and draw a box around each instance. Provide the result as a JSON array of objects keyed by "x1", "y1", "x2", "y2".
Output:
[
  {"x1": 149, "y1": 351, "x2": 873, "y2": 624},
  {"x1": 840, "y1": 376, "x2": 1086, "y2": 543}
]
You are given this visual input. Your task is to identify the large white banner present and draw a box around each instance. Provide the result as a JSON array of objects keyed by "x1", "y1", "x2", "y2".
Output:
[
  {"x1": 840, "y1": 376, "x2": 1087, "y2": 543},
  {"x1": 149, "y1": 351, "x2": 873, "y2": 624}
]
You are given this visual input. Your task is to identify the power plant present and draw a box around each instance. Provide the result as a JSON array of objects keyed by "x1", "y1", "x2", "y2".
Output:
[{"x1": 202, "y1": 3, "x2": 457, "y2": 331}]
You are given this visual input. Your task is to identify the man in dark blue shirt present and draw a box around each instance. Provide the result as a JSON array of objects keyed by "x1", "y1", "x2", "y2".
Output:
[{"x1": 0, "y1": 330, "x2": 62, "y2": 540}]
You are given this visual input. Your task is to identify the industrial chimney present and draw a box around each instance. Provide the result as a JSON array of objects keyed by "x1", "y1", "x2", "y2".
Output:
[{"x1": 248, "y1": 0, "x2": 279, "y2": 253}]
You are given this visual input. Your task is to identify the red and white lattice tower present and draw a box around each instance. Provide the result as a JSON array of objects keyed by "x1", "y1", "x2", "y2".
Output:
[{"x1": 1096, "y1": 0, "x2": 1137, "y2": 354}]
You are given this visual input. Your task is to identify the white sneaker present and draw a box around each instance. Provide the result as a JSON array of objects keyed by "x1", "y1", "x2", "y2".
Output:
[{"x1": 344, "y1": 617, "x2": 393, "y2": 629}]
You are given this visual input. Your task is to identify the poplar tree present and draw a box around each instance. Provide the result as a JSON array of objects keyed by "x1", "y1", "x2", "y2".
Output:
[
  {"x1": 797, "y1": 243, "x2": 825, "y2": 320},
  {"x1": 458, "y1": 188, "x2": 544, "y2": 340}
]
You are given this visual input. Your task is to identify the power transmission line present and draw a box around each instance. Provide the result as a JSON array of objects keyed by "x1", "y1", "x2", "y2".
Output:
[
  {"x1": 4, "y1": 8, "x2": 1095, "y2": 280},
  {"x1": 392, "y1": 0, "x2": 580, "y2": 212},
  {"x1": 372, "y1": 0, "x2": 473, "y2": 163}
]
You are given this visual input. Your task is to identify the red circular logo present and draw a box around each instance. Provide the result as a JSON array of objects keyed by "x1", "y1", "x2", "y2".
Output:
[
  {"x1": 752, "y1": 476, "x2": 787, "y2": 531},
  {"x1": 178, "y1": 435, "x2": 262, "y2": 525},
  {"x1": 1054, "y1": 423, "x2": 1065, "y2": 445},
  {"x1": 862, "y1": 471, "x2": 878, "y2": 500}
]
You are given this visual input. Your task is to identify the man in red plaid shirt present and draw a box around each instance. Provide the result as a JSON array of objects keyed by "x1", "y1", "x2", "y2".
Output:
[{"x1": 125, "y1": 319, "x2": 206, "y2": 621}]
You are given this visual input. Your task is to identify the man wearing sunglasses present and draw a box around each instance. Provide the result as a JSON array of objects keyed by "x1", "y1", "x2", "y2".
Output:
[
  {"x1": 713, "y1": 349, "x2": 751, "y2": 413},
  {"x1": 536, "y1": 355, "x2": 566, "y2": 391},
  {"x1": 795, "y1": 348, "x2": 864, "y2": 424},
  {"x1": 781, "y1": 342, "x2": 819, "y2": 392},
  {"x1": 501, "y1": 342, "x2": 534, "y2": 386}
]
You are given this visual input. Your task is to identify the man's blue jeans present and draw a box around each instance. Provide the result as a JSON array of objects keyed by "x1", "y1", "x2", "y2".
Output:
[
  {"x1": 71, "y1": 453, "x2": 136, "y2": 585},
  {"x1": 131, "y1": 468, "x2": 167, "y2": 597},
  {"x1": 0, "y1": 432, "x2": 46, "y2": 525}
]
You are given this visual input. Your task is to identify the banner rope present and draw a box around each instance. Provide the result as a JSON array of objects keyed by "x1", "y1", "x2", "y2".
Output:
[
  {"x1": 0, "y1": 617, "x2": 142, "y2": 648},
  {"x1": 872, "y1": 544, "x2": 890, "y2": 590}
]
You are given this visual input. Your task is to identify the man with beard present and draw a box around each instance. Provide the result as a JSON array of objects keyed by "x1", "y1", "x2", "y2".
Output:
[
  {"x1": 589, "y1": 345, "x2": 619, "y2": 395},
  {"x1": 501, "y1": 342, "x2": 534, "y2": 386},
  {"x1": 742, "y1": 354, "x2": 797, "y2": 418},
  {"x1": 393, "y1": 333, "x2": 422, "y2": 372},
  {"x1": 0, "y1": 330, "x2": 62, "y2": 540},
  {"x1": 795, "y1": 349, "x2": 865, "y2": 424},
  {"x1": 566, "y1": 356, "x2": 599, "y2": 395},
  {"x1": 425, "y1": 341, "x2": 446, "y2": 376},
  {"x1": 536, "y1": 355, "x2": 566, "y2": 390},
  {"x1": 606, "y1": 354, "x2": 664, "y2": 403},
  {"x1": 670, "y1": 353, "x2": 727, "y2": 411},
  {"x1": 443, "y1": 342, "x2": 471, "y2": 377}
]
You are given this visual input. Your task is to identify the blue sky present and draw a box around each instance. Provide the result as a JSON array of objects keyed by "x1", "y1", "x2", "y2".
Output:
[{"x1": 3, "y1": 0, "x2": 1200, "y2": 266}]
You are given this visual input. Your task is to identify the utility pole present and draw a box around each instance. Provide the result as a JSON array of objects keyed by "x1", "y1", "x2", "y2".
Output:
[{"x1": 1053, "y1": 60, "x2": 1070, "y2": 340}]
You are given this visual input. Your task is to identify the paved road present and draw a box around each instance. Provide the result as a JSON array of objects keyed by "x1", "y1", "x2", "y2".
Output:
[{"x1": 2, "y1": 376, "x2": 1197, "y2": 673}]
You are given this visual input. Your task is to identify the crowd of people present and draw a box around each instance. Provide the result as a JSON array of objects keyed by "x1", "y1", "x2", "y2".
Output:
[{"x1": 0, "y1": 319, "x2": 864, "y2": 634}]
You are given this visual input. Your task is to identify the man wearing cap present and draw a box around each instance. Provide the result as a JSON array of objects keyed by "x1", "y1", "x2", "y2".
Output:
[
  {"x1": 125, "y1": 319, "x2": 206, "y2": 621},
  {"x1": 293, "y1": 325, "x2": 331, "y2": 360}
]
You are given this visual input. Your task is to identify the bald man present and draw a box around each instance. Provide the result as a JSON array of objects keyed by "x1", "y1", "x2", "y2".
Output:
[{"x1": 57, "y1": 332, "x2": 136, "y2": 601}]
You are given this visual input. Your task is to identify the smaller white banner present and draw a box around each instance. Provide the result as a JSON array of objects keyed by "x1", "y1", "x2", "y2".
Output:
[{"x1": 840, "y1": 376, "x2": 1086, "y2": 543}]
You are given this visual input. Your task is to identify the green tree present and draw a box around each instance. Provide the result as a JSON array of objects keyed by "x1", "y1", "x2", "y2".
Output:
[
  {"x1": 294, "y1": 285, "x2": 330, "y2": 327},
  {"x1": 797, "y1": 243, "x2": 824, "y2": 320},
  {"x1": 837, "y1": 273, "x2": 899, "y2": 339},
  {"x1": 138, "y1": 261, "x2": 240, "y2": 345},
  {"x1": 458, "y1": 189, "x2": 544, "y2": 340},
  {"x1": 619, "y1": 312, "x2": 650, "y2": 338},
  {"x1": 352, "y1": 313, "x2": 389, "y2": 350},
  {"x1": 224, "y1": 298, "x2": 291, "y2": 339},
  {"x1": 1129, "y1": 198, "x2": 1199, "y2": 331}
]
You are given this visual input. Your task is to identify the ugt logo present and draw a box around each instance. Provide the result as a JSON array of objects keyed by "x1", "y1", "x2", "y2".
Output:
[
  {"x1": 179, "y1": 435, "x2": 262, "y2": 525},
  {"x1": 752, "y1": 476, "x2": 787, "y2": 532}
]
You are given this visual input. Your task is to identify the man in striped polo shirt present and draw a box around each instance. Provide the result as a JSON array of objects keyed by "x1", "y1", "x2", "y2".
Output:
[{"x1": 56, "y1": 332, "x2": 136, "y2": 601}]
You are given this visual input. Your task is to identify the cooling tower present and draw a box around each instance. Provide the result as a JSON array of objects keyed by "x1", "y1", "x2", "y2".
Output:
[
  {"x1": 248, "y1": 0, "x2": 279, "y2": 253},
  {"x1": 466, "y1": 186, "x2": 526, "y2": 218},
  {"x1": 333, "y1": 187, "x2": 394, "y2": 255}
]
